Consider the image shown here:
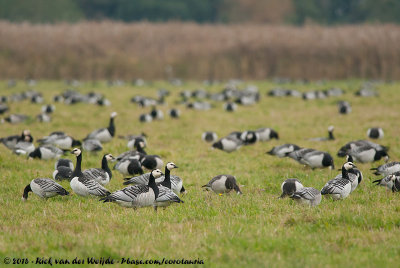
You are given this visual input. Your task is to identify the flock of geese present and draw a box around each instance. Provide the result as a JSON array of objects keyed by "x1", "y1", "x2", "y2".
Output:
[{"x1": 1, "y1": 81, "x2": 398, "y2": 210}]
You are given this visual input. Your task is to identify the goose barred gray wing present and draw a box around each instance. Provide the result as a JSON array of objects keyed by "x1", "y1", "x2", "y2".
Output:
[
  {"x1": 321, "y1": 179, "x2": 349, "y2": 194},
  {"x1": 34, "y1": 178, "x2": 69, "y2": 195},
  {"x1": 123, "y1": 173, "x2": 151, "y2": 185},
  {"x1": 102, "y1": 185, "x2": 150, "y2": 202},
  {"x1": 83, "y1": 168, "x2": 107, "y2": 180},
  {"x1": 78, "y1": 177, "x2": 110, "y2": 196},
  {"x1": 291, "y1": 187, "x2": 319, "y2": 201},
  {"x1": 155, "y1": 186, "x2": 183, "y2": 203}
]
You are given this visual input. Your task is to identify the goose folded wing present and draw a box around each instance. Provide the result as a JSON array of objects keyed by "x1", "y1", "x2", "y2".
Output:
[
  {"x1": 79, "y1": 177, "x2": 109, "y2": 196},
  {"x1": 321, "y1": 179, "x2": 348, "y2": 194},
  {"x1": 293, "y1": 188, "x2": 318, "y2": 200},
  {"x1": 84, "y1": 168, "x2": 106, "y2": 179},
  {"x1": 124, "y1": 173, "x2": 150, "y2": 185},
  {"x1": 35, "y1": 179, "x2": 65, "y2": 193},
  {"x1": 110, "y1": 185, "x2": 150, "y2": 202},
  {"x1": 156, "y1": 187, "x2": 181, "y2": 203}
]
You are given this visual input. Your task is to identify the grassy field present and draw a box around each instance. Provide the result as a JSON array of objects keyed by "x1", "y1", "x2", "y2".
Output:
[{"x1": 1, "y1": 80, "x2": 400, "y2": 267}]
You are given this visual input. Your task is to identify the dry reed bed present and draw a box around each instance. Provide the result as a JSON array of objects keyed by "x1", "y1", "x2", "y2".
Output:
[{"x1": 0, "y1": 21, "x2": 400, "y2": 80}]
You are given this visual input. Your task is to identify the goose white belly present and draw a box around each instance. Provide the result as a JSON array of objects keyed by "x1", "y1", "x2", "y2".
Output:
[
  {"x1": 211, "y1": 176, "x2": 228, "y2": 193},
  {"x1": 70, "y1": 177, "x2": 89, "y2": 196},
  {"x1": 352, "y1": 149, "x2": 375, "y2": 163},
  {"x1": 155, "y1": 157, "x2": 164, "y2": 169},
  {"x1": 132, "y1": 190, "x2": 156, "y2": 207},
  {"x1": 40, "y1": 147, "x2": 60, "y2": 160},
  {"x1": 116, "y1": 160, "x2": 130, "y2": 175},
  {"x1": 221, "y1": 139, "x2": 240, "y2": 152},
  {"x1": 257, "y1": 129, "x2": 271, "y2": 141},
  {"x1": 93, "y1": 129, "x2": 112, "y2": 143},
  {"x1": 54, "y1": 137, "x2": 73, "y2": 150},
  {"x1": 171, "y1": 180, "x2": 183, "y2": 195},
  {"x1": 302, "y1": 154, "x2": 324, "y2": 167}
]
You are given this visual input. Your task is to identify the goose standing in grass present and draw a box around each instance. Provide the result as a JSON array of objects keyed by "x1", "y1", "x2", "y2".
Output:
[
  {"x1": 36, "y1": 113, "x2": 51, "y2": 122},
  {"x1": 85, "y1": 112, "x2": 117, "y2": 143},
  {"x1": 308, "y1": 126, "x2": 335, "y2": 141},
  {"x1": 83, "y1": 138, "x2": 103, "y2": 152},
  {"x1": 202, "y1": 131, "x2": 218, "y2": 143},
  {"x1": 256, "y1": 128, "x2": 279, "y2": 141},
  {"x1": 140, "y1": 154, "x2": 163, "y2": 170},
  {"x1": 123, "y1": 170, "x2": 164, "y2": 186},
  {"x1": 158, "y1": 162, "x2": 186, "y2": 195},
  {"x1": 114, "y1": 157, "x2": 144, "y2": 176},
  {"x1": 290, "y1": 187, "x2": 321, "y2": 207},
  {"x1": 266, "y1": 144, "x2": 301, "y2": 158},
  {"x1": 371, "y1": 162, "x2": 400, "y2": 176},
  {"x1": 279, "y1": 179, "x2": 304, "y2": 198},
  {"x1": 53, "y1": 159, "x2": 74, "y2": 181},
  {"x1": 22, "y1": 178, "x2": 69, "y2": 201},
  {"x1": 100, "y1": 169, "x2": 164, "y2": 209},
  {"x1": 321, "y1": 162, "x2": 357, "y2": 200},
  {"x1": 367, "y1": 127, "x2": 384, "y2": 139},
  {"x1": 202, "y1": 175, "x2": 242, "y2": 194},
  {"x1": 69, "y1": 148, "x2": 111, "y2": 197},
  {"x1": 39, "y1": 131, "x2": 81, "y2": 150},
  {"x1": 28, "y1": 145, "x2": 63, "y2": 160},
  {"x1": 82, "y1": 154, "x2": 115, "y2": 186},
  {"x1": 154, "y1": 184, "x2": 184, "y2": 211},
  {"x1": 299, "y1": 150, "x2": 335, "y2": 170}
]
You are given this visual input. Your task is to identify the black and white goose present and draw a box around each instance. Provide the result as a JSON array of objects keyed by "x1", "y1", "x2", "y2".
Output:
[
  {"x1": 140, "y1": 154, "x2": 163, "y2": 170},
  {"x1": 371, "y1": 162, "x2": 400, "y2": 176},
  {"x1": 153, "y1": 184, "x2": 184, "y2": 211},
  {"x1": 348, "y1": 146, "x2": 389, "y2": 163},
  {"x1": 127, "y1": 137, "x2": 147, "y2": 151},
  {"x1": 114, "y1": 157, "x2": 144, "y2": 176},
  {"x1": 240, "y1": 131, "x2": 259, "y2": 145},
  {"x1": 290, "y1": 187, "x2": 321, "y2": 207},
  {"x1": 3, "y1": 114, "x2": 29, "y2": 124},
  {"x1": 123, "y1": 170, "x2": 164, "y2": 186},
  {"x1": 331, "y1": 157, "x2": 362, "y2": 193},
  {"x1": 150, "y1": 107, "x2": 164, "y2": 120},
  {"x1": 28, "y1": 145, "x2": 63, "y2": 160},
  {"x1": 139, "y1": 113, "x2": 153, "y2": 123},
  {"x1": 100, "y1": 169, "x2": 164, "y2": 209},
  {"x1": 224, "y1": 102, "x2": 237, "y2": 112},
  {"x1": 202, "y1": 175, "x2": 242, "y2": 194},
  {"x1": 299, "y1": 150, "x2": 335, "y2": 170},
  {"x1": 41, "y1": 104, "x2": 55, "y2": 114},
  {"x1": 36, "y1": 113, "x2": 51, "y2": 123},
  {"x1": 38, "y1": 131, "x2": 81, "y2": 150},
  {"x1": 82, "y1": 154, "x2": 115, "y2": 186},
  {"x1": 279, "y1": 178, "x2": 304, "y2": 198},
  {"x1": 169, "y1": 108, "x2": 181, "y2": 118},
  {"x1": 158, "y1": 162, "x2": 186, "y2": 195},
  {"x1": 321, "y1": 162, "x2": 356, "y2": 200},
  {"x1": 69, "y1": 148, "x2": 111, "y2": 197},
  {"x1": 367, "y1": 127, "x2": 384, "y2": 139},
  {"x1": 337, "y1": 140, "x2": 388, "y2": 157},
  {"x1": 266, "y1": 144, "x2": 301, "y2": 158},
  {"x1": 255, "y1": 128, "x2": 279, "y2": 141},
  {"x1": 22, "y1": 178, "x2": 69, "y2": 201},
  {"x1": 212, "y1": 135, "x2": 243, "y2": 153},
  {"x1": 287, "y1": 148, "x2": 316, "y2": 163},
  {"x1": 53, "y1": 158, "x2": 74, "y2": 181},
  {"x1": 85, "y1": 112, "x2": 117, "y2": 143},
  {"x1": 1, "y1": 130, "x2": 33, "y2": 150},
  {"x1": 82, "y1": 138, "x2": 103, "y2": 152},
  {"x1": 308, "y1": 126, "x2": 335, "y2": 141},
  {"x1": 373, "y1": 173, "x2": 400, "y2": 192},
  {"x1": 202, "y1": 131, "x2": 218, "y2": 143}
]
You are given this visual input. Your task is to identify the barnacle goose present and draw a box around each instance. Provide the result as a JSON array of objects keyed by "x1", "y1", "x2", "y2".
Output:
[
  {"x1": 348, "y1": 146, "x2": 389, "y2": 163},
  {"x1": 287, "y1": 148, "x2": 316, "y2": 163},
  {"x1": 139, "y1": 113, "x2": 153, "y2": 123},
  {"x1": 38, "y1": 131, "x2": 81, "y2": 150},
  {"x1": 127, "y1": 136, "x2": 147, "y2": 151},
  {"x1": 371, "y1": 162, "x2": 400, "y2": 176},
  {"x1": 153, "y1": 185, "x2": 184, "y2": 211},
  {"x1": 299, "y1": 150, "x2": 335, "y2": 170},
  {"x1": 255, "y1": 128, "x2": 279, "y2": 141},
  {"x1": 337, "y1": 140, "x2": 388, "y2": 157},
  {"x1": 224, "y1": 102, "x2": 237, "y2": 112},
  {"x1": 28, "y1": 145, "x2": 63, "y2": 160},
  {"x1": 373, "y1": 173, "x2": 400, "y2": 192},
  {"x1": 53, "y1": 159, "x2": 74, "y2": 181},
  {"x1": 69, "y1": 148, "x2": 111, "y2": 197},
  {"x1": 169, "y1": 108, "x2": 180, "y2": 118},
  {"x1": 150, "y1": 107, "x2": 164, "y2": 120},
  {"x1": 321, "y1": 162, "x2": 356, "y2": 200},
  {"x1": 338, "y1": 101, "x2": 351, "y2": 114},
  {"x1": 240, "y1": 131, "x2": 259, "y2": 145},
  {"x1": 4, "y1": 114, "x2": 29, "y2": 124},
  {"x1": 266, "y1": 144, "x2": 301, "y2": 158},
  {"x1": 100, "y1": 169, "x2": 164, "y2": 209},
  {"x1": 83, "y1": 138, "x2": 103, "y2": 152},
  {"x1": 212, "y1": 135, "x2": 243, "y2": 153},
  {"x1": 123, "y1": 170, "x2": 164, "y2": 186},
  {"x1": 279, "y1": 179, "x2": 304, "y2": 198},
  {"x1": 290, "y1": 187, "x2": 321, "y2": 207},
  {"x1": 202, "y1": 131, "x2": 218, "y2": 143},
  {"x1": 41, "y1": 104, "x2": 55, "y2": 114},
  {"x1": 367, "y1": 127, "x2": 384, "y2": 139},
  {"x1": 1, "y1": 130, "x2": 33, "y2": 150},
  {"x1": 202, "y1": 175, "x2": 242, "y2": 194},
  {"x1": 36, "y1": 113, "x2": 51, "y2": 122},
  {"x1": 308, "y1": 126, "x2": 335, "y2": 141},
  {"x1": 22, "y1": 178, "x2": 69, "y2": 201},
  {"x1": 85, "y1": 112, "x2": 117, "y2": 143},
  {"x1": 114, "y1": 157, "x2": 143, "y2": 176},
  {"x1": 0, "y1": 103, "x2": 8, "y2": 114},
  {"x1": 157, "y1": 162, "x2": 186, "y2": 195},
  {"x1": 82, "y1": 154, "x2": 115, "y2": 186}
]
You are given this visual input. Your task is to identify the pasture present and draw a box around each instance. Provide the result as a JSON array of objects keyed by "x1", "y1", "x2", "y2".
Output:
[{"x1": 1, "y1": 79, "x2": 400, "y2": 267}]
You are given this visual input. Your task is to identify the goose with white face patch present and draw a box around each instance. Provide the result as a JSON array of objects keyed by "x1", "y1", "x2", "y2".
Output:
[
  {"x1": 202, "y1": 131, "x2": 218, "y2": 143},
  {"x1": 266, "y1": 144, "x2": 301, "y2": 158},
  {"x1": 279, "y1": 179, "x2": 304, "y2": 198},
  {"x1": 202, "y1": 175, "x2": 242, "y2": 194},
  {"x1": 308, "y1": 126, "x2": 335, "y2": 141},
  {"x1": 28, "y1": 145, "x2": 63, "y2": 160},
  {"x1": 82, "y1": 154, "x2": 115, "y2": 186},
  {"x1": 53, "y1": 158, "x2": 74, "y2": 181},
  {"x1": 240, "y1": 131, "x2": 259, "y2": 145},
  {"x1": 290, "y1": 187, "x2": 321, "y2": 207},
  {"x1": 85, "y1": 112, "x2": 117, "y2": 143},
  {"x1": 321, "y1": 162, "x2": 356, "y2": 200},
  {"x1": 100, "y1": 169, "x2": 164, "y2": 209},
  {"x1": 22, "y1": 178, "x2": 69, "y2": 201},
  {"x1": 371, "y1": 162, "x2": 400, "y2": 176},
  {"x1": 299, "y1": 150, "x2": 335, "y2": 170},
  {"x1": 69, "y1": 148, "x2": 111, "y2": 197},
  {"x1": 255, "y1": 128, "x2": 279, "y2": 141},
  {"x1": 367, "y1": 127, "x2": 384, "y2": 139},
  {"x1": 157, "y1": 162, "x2": 186, "y2": 195}
]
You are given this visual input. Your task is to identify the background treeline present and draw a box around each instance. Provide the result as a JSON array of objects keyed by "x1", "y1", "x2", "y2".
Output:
[
  {"x1": 1, "y1": 0, "x2": 400, "y2": 25},
  {"x1": 1, "y1": 22, "x2": 399, "y2": 80}
]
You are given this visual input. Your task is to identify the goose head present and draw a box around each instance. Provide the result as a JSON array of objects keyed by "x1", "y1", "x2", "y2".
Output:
[
  {"x1": 166, "y1": 162, "x2": 178, "y2": 170},
  {"x1": 110, "y1": 112, "x2": 118, "y2": 118},
  {"x1": 343, "y1": 162, "x2": 357, "y2": 171},
  {"x1": 151, "y1": 169, "x2": 163, "y2": 178},
  {"x1": 328, "y1": 126, "x2": 334, "y2": 132},
  {"x1": 105, "y1": 154, "x2": 115, "y2": 161},
  {"x1": 71, "y1": 148, "x2": 82, "y2": 156}
]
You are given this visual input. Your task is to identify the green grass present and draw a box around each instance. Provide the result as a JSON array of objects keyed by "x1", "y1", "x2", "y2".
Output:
[{"x1": 1, "y1": 80, "x2": 400, "y2": 267}]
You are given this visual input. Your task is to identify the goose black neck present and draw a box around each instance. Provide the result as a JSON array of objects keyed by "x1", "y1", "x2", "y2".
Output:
[
  {"x1": 72, "y1": 153, "x2": 83, "y2": 177},
  {"x1": 148, "y1": 173, "x2": 159, "y2": 198},
  {"x1": 135, "y1": 144, "x2": 147, "y2": 155},
  {"x1": 328, "y1": 131, "x2": 334, "y2": 140},
  {"x1": 22, "y1": 184, "x2": 32, "y2": 199},
  {"x1": 102, "y1": 155, "x2": 112, "y2": 179},
  {"x1": 161, "y1": 167, "x2": 171, "y2": 189},
  {"x1": 341, "y1": 166, "x2": 350, "y2": 180},
  {"x1": 108, "y1": 117, "x2": 115, "y2": 137}
]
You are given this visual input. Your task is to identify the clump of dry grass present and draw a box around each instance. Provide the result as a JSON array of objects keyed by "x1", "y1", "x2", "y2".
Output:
[{"x1": 0, "y1": 21, "x2": 400, "y2": 80}]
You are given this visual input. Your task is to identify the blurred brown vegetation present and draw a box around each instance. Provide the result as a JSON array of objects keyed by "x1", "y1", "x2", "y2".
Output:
[{"x1": 0, "y1": 21, "x2": 399, "y2": 80}]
